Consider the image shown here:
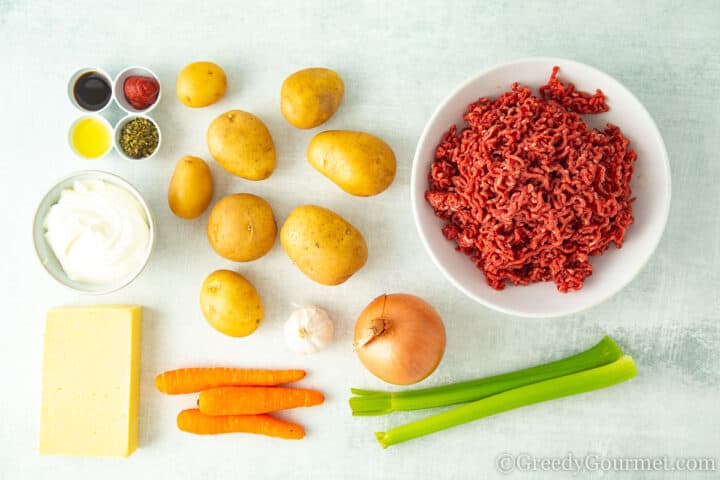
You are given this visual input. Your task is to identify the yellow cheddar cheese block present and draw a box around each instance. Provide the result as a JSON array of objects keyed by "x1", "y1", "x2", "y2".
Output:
[{"x1": 40, "y1": 305, "x2": 142, "y2": 457}]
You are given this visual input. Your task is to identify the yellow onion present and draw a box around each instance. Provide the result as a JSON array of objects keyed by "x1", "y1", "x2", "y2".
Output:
[{"x1": 353, "y1": 293, "x2": 446, "y2": 385}]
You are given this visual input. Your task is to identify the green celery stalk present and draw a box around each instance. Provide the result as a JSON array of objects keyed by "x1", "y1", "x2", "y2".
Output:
[
  {"x1": 350, "y1": 336, "x2": 623, "y2": 416},
  {"x1": 375, "y1": 355, "x2": 637, "y2": 448}
]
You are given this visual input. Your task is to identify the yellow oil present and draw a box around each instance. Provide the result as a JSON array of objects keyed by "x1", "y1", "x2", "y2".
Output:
[{"x1": 71, "y1": 118, "x2": 111, "y2": 159}]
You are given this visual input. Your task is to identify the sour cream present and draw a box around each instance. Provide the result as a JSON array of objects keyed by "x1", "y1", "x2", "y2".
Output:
[{"x1": 43, "y1": 179, "x2": 150, "y2": 285}]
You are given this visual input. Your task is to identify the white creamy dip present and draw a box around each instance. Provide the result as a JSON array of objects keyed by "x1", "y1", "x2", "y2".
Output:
[{"x1": 43, "y1": 179, "x2": 150, "y2": 285}]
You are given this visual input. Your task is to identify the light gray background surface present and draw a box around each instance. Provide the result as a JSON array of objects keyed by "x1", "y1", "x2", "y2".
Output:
[{"x1": 2, "y1": 0, "x2": 719, "y2": 478}]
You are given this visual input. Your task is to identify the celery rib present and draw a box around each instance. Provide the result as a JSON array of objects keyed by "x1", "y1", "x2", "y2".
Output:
[
  {"x1": 376, "y1": 355, "x2": 637, "y2": 448},
  {"x1": 350, "y1": 336, "x2": 623, "y2": 416}
]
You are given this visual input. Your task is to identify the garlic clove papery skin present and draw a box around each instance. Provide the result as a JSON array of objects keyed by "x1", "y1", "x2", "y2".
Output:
[{"x1": 284, "y1": 306, "x2": 334, "y2": 354}]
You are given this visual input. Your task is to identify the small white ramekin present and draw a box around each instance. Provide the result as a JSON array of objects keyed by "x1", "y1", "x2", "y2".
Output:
[
  {"x1": 67, "y1": 67, "x2": 114, "y2": 114},
  {"x1": 113, "y1": 66, "x2": 162, "y2": 114},
  {"x1": 114, "y1": 114, "x2": 162, "y2": 161},
  {"x1": 67, "y1": 114, "x2": 114, "y2": 160}
]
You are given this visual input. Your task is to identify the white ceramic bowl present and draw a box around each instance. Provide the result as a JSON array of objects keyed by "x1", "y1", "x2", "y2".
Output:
[
  {"x1": 113, "y1": 66, "x2": 162, "y2": 114},
  {"x1": 411, "y1": 57, "x2": 671, "y2": 318},
  {"x1": 33, "y1": 171, "x2": 156, "y2": 294},
  {"x1": 114, "y1": 114, "x2": 162, "y2": 161}
]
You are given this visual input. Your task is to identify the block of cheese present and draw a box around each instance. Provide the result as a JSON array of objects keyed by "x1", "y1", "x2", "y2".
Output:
[{"x1": 40, "y1": 305, "x2": 142, "y2": 457}]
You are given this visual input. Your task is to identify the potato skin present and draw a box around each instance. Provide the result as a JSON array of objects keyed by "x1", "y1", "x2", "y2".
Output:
[
  {"x1": 168, "y1": 156, "x2": 213, "y2": 219},
  {"x1": 207, "y1": 193, "x2": 277, "y2": 262},
  {"x1": 200, "y1": 269, "x2": 263, "y2": 337},
  {"x1": 207, "y1": 110, "x2": 276, "y2": 180},
  {"x1": 307, "y1": 130, "x2": 396, "y2": 196},
  {"x1": 281, "y1": 67, "x2": 344, "y2": 129},
  {"x1": 176, "y1": 61, "x2": 227, "y2": 108},
  {"x1": 280, "y1": 205, "x2": 367, "y2": 286}
]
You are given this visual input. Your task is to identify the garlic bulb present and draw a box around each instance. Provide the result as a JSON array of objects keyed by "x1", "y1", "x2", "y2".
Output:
[{"x1": 284, "y1": 306, "x2": 334, "y2": 354}]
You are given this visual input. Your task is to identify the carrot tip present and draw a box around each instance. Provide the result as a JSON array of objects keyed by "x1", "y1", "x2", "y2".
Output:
[{"x1": 154, "y1": 374, "x2": 166, "y2": 393}]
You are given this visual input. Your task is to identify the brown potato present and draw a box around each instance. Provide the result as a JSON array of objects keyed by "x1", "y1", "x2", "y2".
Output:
[
  {"x1": 207, "y1": 193, "x2": 276, "y2": 261},
  {"x1": 281, "y1": 67, "x2": 344, "y2": 129},
  {"x1": 176, "y1": 61, "x2": 227, "y2": 108},
  {"x1": 168, "y1": 156, "x2": 213, "y2": 219},
  {"x1": 307, "y1": 130, "x2": 396, "y2": 196},
  {"x1": 200, "y1": 269, "x2": 263, "y2": 337},
  {"x1": 207, "y1": 110, "x2": 276, "y2": 180},
  {"x1": 280, "y1": 205, "x2": 367, "y2": 285}
]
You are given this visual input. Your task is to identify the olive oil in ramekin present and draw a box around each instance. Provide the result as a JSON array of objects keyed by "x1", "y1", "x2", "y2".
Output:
[{"x1": 70, "y1": 117, "x2": 112, "y2": 159}]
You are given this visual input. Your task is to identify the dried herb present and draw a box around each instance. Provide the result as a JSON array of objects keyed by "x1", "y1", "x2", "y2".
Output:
[{"x1": 119, "y1": 118, "x2": 159, "y2": 159}]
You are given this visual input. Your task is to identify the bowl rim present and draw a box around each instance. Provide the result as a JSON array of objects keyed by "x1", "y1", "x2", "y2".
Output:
[
  {"x1": 410, "y1": 56, "x2": 672, "y2": 318},
  {"x1": 32, "y1": 170, "x2": 156, "y2": 295}
]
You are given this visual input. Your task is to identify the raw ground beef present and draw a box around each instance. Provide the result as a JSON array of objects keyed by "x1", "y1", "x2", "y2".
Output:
[{"x1": 425, "y1": 67, "x2": 636, "y2": 292}]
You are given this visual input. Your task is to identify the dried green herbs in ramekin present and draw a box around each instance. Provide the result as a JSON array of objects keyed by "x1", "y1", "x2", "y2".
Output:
[{"x1": 119, "y1": 117, "x2": 159, "y2": 159}]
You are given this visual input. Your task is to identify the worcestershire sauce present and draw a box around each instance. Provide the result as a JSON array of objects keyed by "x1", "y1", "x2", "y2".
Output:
[{"x1": 73, "y1": 72, "x2": 112, "y2": 111}]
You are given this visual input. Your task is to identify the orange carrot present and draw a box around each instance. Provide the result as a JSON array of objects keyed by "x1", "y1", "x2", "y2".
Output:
[
  {"x1": 177, "y1": 409, "x2": 305, "y2": 439},
  {"x1": 198, "y1": 386, "x2": 325, "y2": 415},
  {"x1": 155, "y1": 368, "x2": 306, "y2": 394}
]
